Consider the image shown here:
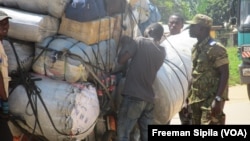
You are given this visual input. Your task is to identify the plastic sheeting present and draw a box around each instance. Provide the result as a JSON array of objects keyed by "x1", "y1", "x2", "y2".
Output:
[
  {"x1": 152, "y1": 29, "x2": 197, "y2": 124},
  {"x1": 0, "y1": 0, "x2": 144, "y2": 19},
  {"x1": 0, "y1": 0, "x2": 70, "y2": 18},
  {"x1": 8, "y1": 74, "x2": 100, "y2": 141},
  {"x1": 0, "y1": 7, "x2": 59, "y2": 42},
  {"x1": 2, "y1": 39, "x2": 34, "y2": 73}
]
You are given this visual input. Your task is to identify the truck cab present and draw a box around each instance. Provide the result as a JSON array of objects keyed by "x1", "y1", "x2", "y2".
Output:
[{"x1": 230, "y1": 0, "x2": 250, "y2": 99}]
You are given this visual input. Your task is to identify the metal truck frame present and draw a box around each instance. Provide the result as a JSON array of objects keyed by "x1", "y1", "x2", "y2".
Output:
[{"x1": 230, "y1": 0, "x2": 250, "y2": 100}]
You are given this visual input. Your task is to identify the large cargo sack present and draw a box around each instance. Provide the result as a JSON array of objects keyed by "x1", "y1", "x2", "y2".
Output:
[
  {"x1": 59, "y1": 16, "x2": 115, "y2": 45},
  {"x1": 65, "y1": 0, "x2": 106, "y2": 22},
  {"x1": 0, "y1": 0, "x2": 70, "y2": 18},
  {"x1": 0, "y1": 7, "x2": 59, "y2": 42},
  {"x1": 8, "y1": 74, "x2": 100, "y2": 141},
  {"x1": 152, "y1": 29, "x2": 196, "y2": 124},
  {"x1": 2, "y1": 39, "x2": 34, "y2": 74},
  {"x1": 32, "y1": 35, "x2": 117, "y2": 83}
]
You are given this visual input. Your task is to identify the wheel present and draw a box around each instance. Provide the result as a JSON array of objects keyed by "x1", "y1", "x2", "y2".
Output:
[
  {"x1": 247, "y1": 84, "x2": 250, "y2": 100},
  {"x1": 102, "y1": 130, "x2": 116, "y2": 141}
]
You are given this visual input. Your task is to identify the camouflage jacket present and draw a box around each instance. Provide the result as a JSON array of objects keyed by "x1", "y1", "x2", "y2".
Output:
[{"x1": 188, "y1": 37, "x2": 229, "y2": 104}]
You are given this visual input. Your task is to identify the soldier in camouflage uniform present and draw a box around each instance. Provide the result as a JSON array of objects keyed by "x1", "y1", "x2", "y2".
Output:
[{"x1": 187, "y1": 14, "x2": 229, "y2": 125}]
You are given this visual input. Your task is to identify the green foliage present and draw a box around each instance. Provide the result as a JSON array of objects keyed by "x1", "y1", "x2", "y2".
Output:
[
  {"x1": 151, "y1": 0, "x2": 231, "y2": 25},
  {"x1": 205, "y1": 0, "x2": 231, "y2": 25},
  {"x1": 195, "y1": 1, "x2": 209, "y2": 14},
  {"x1": 227, "y1": 47, "x2": 241, "y2": 86}
]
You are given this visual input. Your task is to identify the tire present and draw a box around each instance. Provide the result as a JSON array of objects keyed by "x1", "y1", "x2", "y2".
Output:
[
  {"x1": 102, "y1": 130, "x2": 116, "y2": 141},
  {"x1": 247, "y1": 84, "x2": 250, "y2": 100}
]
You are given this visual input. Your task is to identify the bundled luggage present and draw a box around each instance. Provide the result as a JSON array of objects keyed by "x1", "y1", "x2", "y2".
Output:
[{"x1": 8, "y1": 74, "x2": 100, "y2": 141}]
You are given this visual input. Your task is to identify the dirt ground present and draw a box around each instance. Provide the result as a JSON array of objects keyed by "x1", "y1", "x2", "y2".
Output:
[
  {"x1": 171, "y1": 84, "x2": 250, "y2": 125},
  {"x1": 1, "y1": 85, "x2": 250, "y2": 141},
  {"x1": 224, "y1": 84, "x2": 250, "y2": 124}
]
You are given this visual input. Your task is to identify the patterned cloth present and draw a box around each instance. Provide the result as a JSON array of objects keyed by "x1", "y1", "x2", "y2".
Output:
[{"x1": 0, "y1": 42, "x2": 10, "y2": 98}]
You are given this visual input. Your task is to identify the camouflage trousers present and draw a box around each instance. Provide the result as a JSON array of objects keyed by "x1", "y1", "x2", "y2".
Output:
[{"x1": 190, "y1": 101, "x2": 225, "y2": 125}]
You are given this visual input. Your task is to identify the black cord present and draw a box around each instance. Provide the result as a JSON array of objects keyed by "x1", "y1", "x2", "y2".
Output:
[
  {"x1": 8, "y1": 38, "x2": 44, "y2": 135},
  {"x1": 164, "y1": 59, "x2": 186, "y2": 104},
  {"x1": 7, "y1": 38, "x2": 98, "y2": 138}
]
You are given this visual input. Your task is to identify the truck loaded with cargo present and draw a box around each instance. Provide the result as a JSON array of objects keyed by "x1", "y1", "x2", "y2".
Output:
[{"x1": 0, "y1": 0, "x2": 196, "y2": 140}]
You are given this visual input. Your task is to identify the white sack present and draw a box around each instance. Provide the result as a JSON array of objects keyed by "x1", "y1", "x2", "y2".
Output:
[
  {"x1": 152, "y1": 29, "x2": 197, "y2": 124},
  {"x1": 8, "y1": 74, "x2": 100, "y2": 141},
  {"x1": 3, "y1": 39, "x2": 34, "y2": 73},
  {"x1": 0, "y1": 0, "x2": 70, "y2": 18},
  {"x1": 32, "y1": 35, "x2": 117, "y2": 83},
  {"x1": 0, "y1": 7, "x2": 59, "y2": 42}
]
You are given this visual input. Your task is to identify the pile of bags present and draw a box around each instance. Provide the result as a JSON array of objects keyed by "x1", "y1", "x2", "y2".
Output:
[
  {"x1": 9, "y1": 74, "x2": 100, "y2": 141},
  {"x1": 0, "y1": 0, "x2": 163, "y2": 140},
  {"x1": 1, "y1": 0, "x2": 198, "y2": 140}
]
